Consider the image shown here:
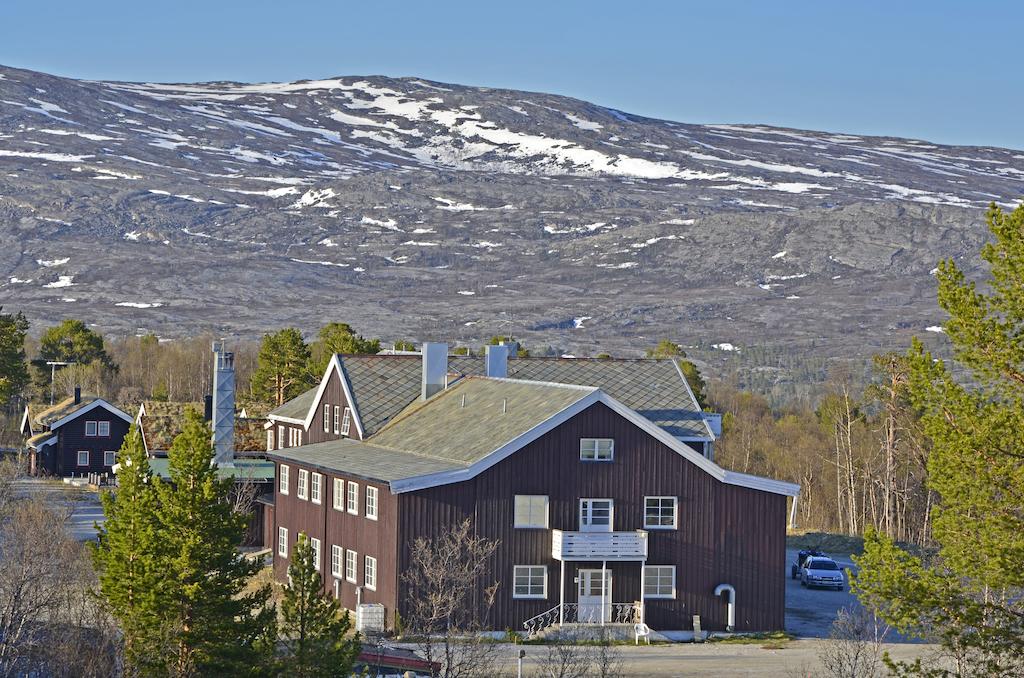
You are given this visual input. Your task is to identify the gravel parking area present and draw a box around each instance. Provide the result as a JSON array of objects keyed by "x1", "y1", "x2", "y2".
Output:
[{"x1": 784, "y1": 547, "x2": 861, "y2": 638}]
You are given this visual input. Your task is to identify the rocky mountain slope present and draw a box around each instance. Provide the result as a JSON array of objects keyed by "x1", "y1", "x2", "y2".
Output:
[{"x1": 1, "y1": 64, "x2": 1021, "y2": 376}]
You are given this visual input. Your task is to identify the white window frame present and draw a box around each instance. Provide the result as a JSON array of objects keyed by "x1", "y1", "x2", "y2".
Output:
[
  {"x1": 644, "y1": 565, "x2": 676, "y2": 599},
  {"x1": 345, "y1": 549, "x2": 357, "y2": 583},
  {"x1": 277, "y1": 425, "x2": 285, "y2": 450},
  {"x1": 347, "y1": 481, "x2": 359, "y2": 515},
  {"x1": 311, "y1": 472, "x2": 322, "y2": 504},
  {"x1": 365, "y1": 555, "x2": 377, "y2": 590},
  {"x1": 580, "y1": 438, "x2": 614, "y2": 461},
  {"x1": 103, "y1": 450, "x2": 116, "y2": 466},
  {"x1": 77, "y1": 450, "x2": 89, "y2": 467},
  {"x1": 323, "y1": 404, "x2": 330, "y2": 433},
  {"x1": 279, "y1": 464, "x2": 290, "y2": 495},
  {"x1": 340, "y1": 407, "x2": 351, "y2": 436},
  {"x1": 85, "y1": 421, "x2": 97, "y2": 437},
  {"x1": 579, "y1": 498, "x2": 614, "y2": 532},
  {"x1": 310, "y1": 537, "x2": 322, "y2": 571},
  {"x1": 98, "y1": 421, "x2": 110, "y2": 437},
  {"x1": 365, "y1": 486, "x2": 378, "y2": 520},
  {"x1": 333, "y1": 405, "x2": 340, "y2": 435},
  {"x1": 514, "y1": 495, "x2": 549, "y2": 529},
  {"x1": 331, "y1": 545, "x2": 343, "y2": 577},
  {"x1": 333, "y1": 478, "x2": 344, "y2": 511},
  {"x1": 297, "y1": 469, "x2": 309, "y2": 501},
  {"x1": 513, "y1": 565, "x2": 547, "y2": 599},
  {"x1": 278, "y1": 527, "x2": 288, "y2": 557},
  {"x1": 644, "y1": 496, "x2": 678, "y2": 529},
  {"x1": 267, "y1": 430, "x2": 273, "y2": 451}
]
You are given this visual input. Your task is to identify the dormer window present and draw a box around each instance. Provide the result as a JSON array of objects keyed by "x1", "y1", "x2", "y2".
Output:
[{"x1": 580, "y1": 438, "x2": 614, "y2": 462}]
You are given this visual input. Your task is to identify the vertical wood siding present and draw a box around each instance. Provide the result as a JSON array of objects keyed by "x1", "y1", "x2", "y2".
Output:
[
  {"x1": 54, "y1": 410, "x2": 130, "y2": 476},
  {"x1": 396, "y1": 401, "x2": 787, "y2": 632}
]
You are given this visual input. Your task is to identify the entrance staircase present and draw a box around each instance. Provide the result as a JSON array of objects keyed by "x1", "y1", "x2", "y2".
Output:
[{"x1": 522, "y1": 602, "x2": 642, "y2": 638}]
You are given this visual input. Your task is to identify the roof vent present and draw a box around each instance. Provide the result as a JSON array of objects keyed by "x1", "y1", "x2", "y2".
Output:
[{"x1": 421, "y1": 342, "x2": 448, "y2": 400}]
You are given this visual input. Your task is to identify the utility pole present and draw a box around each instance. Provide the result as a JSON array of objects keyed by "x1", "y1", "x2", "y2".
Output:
[{"x1": 45, "y1": 360, "x2": 74, "y2": 405}]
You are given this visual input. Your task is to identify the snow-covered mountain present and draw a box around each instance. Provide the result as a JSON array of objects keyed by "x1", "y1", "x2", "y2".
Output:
[{"x1": 1, "y1": 64, "x2": 1021, "y2": 372}]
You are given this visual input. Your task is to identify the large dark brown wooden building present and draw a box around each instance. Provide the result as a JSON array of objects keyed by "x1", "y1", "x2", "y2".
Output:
[
  {"x1": 22, "y1": 390, "x2": 132, "y2": 477},
  {"x1": 267, "y1": 345, "x2": 799, "y2": 635}
]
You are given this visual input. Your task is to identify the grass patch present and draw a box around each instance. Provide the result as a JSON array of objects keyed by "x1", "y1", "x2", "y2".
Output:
[{"x1": 709, "y1": 631, "x2": 794, "y2": 650}]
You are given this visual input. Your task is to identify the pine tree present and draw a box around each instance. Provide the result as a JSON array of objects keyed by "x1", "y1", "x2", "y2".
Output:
[
  {"x1": 251, "y1": 328, "x2": 311, "y2": 406},
  {"x1": 308, "y1": 322, "x2": 381, "y2": 378},
  {"x1": 91, "y1": 424, "x2": 162, "y2": 674},
  {"x1": 152, "y1": 409, "x2": 276, "y2": 677},
  {"x1": 0, "y1": 307, "x2": 29, "y2": 406},
  {"x1": 278, "y1": 533, "x2": 361, "y2": 677},
  {"x1": 854, "y1": 203, "x2": 1024, "y2": 676}
]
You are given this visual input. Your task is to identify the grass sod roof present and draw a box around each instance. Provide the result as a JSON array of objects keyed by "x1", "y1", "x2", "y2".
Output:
[
  {"x1": 30, "y1": 394, "x2": 102, "y2": 428},
  {"x1": 140, "y1": 400, "x2": 267, "y2": 453}
]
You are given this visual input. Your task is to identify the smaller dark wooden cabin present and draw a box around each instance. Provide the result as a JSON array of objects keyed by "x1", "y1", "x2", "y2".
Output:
[{"x1": 24, "y1": 390, "x2": 132, "y2": 477}]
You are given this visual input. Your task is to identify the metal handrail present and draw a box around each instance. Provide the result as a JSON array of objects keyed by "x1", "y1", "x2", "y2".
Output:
[{"x1": 522, "y1": 602, "x2": 641, "y2": 637}]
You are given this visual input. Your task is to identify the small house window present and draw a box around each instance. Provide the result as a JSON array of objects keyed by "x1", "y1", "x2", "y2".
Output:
[
  {"x1": 644, "y1": 566, "x2": 676, "y2": 599},
  {"x1": 323, "y1": 404, "x2": 330, "y2": 433},
  {"x1": 333, "y1": 478, "x2": 344, "y2": 511},
  {"x1": 365, "y1": 555, "x2": 377, "y2": 590},
  {"x1": 278, "y1": 527, "x2": 288, "y2": 557},
  {"x1": 279, "y1": 465, "x2": 290, "y2": 495},
  {"x1": 77, "y1": 450, "x2": 89, "y2": 466},
  {"x1": 644, "y1": 497, "x2": 678, "y2": 529},
  {"x1": 365, "y1": 486, "x2": 378, "y2": 520},
  {"x1": 513, "y1": 565, "x2": 547, "y2": 599},
  {"x1": 580, "y1": 438, "x2": 614, "y2": 461},
  {"x1": 85, "y1": 421, "x2": 97, "y2": 437},
  {"x1": 98, "y1": 421, "x2": 110, "y2": 437},
  {"x1": 346, "y1": 481, "x2": 358, "y2": 514},
  {"x1": 267, "y1": 430, "x2": 273, "y2": 451},
  {"x1": 103, "y1": 450, "x2": 116, "y2": 466},
  {"x1": 513, "y1": 495, "x2": 548, "y2": 528},
  {"x1": 310, "y1": 537, "x2": 322, "y2": 571},
  {"x1": 331, "y1": 545, "x2": 343, "y2": 577},
  {"x1": 340, "y1": 407, "x2": 351, "y2": 436},
  {"x1": 297, "y1": 469, "x2": 309, "y2": 500},
  {"x1": 311, "y1": 473, "x2": 322, "y2": 504},
  {"x1": 345, "y1": 549, "x2": 357, "y2": 583},
  {"x1": 277, "y1": 425, "x2": 284, "y2": 450},
  {"x1": 333, "y1": 406, "x2": 340, "y2": 435}
]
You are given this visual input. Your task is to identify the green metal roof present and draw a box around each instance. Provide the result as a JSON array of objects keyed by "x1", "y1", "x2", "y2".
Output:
[{"x1": 146, "y1": 457, "x2": 276, "y2": 481}]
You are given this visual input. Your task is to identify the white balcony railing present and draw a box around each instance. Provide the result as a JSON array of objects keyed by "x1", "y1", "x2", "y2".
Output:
[{"x1": 551, "y1": 529, "x2": 648, "y2": 561}]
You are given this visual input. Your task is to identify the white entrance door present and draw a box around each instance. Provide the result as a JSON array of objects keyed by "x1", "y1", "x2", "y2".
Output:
[
  {"x1": 577, "y1": 569, "x2": 612, "y2": 623},
  {"x1": 579, "y1": 499, "x2": 613, "y2": 532}
]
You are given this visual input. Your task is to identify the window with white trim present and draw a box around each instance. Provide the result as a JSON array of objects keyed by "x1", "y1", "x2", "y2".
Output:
[
  {"x1": 331, "y1": 545, "x2": 343, "y2": 577},
  {"x1": 580, "y1": 438, "x2": 614, "y2": 461},
  {"x1": 279, "y1": 465, "x2": 290, "y2": 495},
  {"x1": 311, "y1": 473, "x2": 322, "y2": 504},
  {"x1": 340, "y1": 407, "x2": 351, "y2": 436},
  {"x1": 77, "y1": 450, "x2": 89, "y2": 466},
  {"x1": 333, "y1": 406, "x2": 340, "y2": 435},
  {"x1": 333, "y1": 478, "x2": 344, "y2": 511},
  {"x1": 98, "y1": 421, "x2": 110, "y2": 437},
  {"x1": 365, "y1": 555, "x2": 377, "y2": 590},
  {"x1": 323, "y1": 404, "x2": 330, "y2": 432},
  {"x1": 267, "y1": 430, "x2": 273, "y2": 451},
  {"x1": 345, "y1": 549, "x2": 357, "y2": 583},
  {"x1": 277, "y1": 425, "x2": 285, "y2": 450},
  {"x1": 514, "y1": 495, "x2": 549, "y2": 528},
  {"x1": 579, "y1": 498, "x2": 613, "y2": 532},
  {"x1": 85, "y1": 421, "x2": 97, "y2": 437},
  {"x1": 644, "y1": 565, "x2": 676, "y2": 599},
  {"x1": 310, "y1": 537, "x2": 322, "y2": 571},
  {"x1": 278, "y1": 527, "x2": 288, "y2": 557},
  {"x1": 297, "y1": 469, "x2": 309, "y2": 500},
  {"x1": 103, "y1": 450, "x2": 116, "y2": 466},
  {"x1": 365, "y1": 486, "x2": 378, "y2": 520},
  {"x1": 644, "y1": 496, "x2": 678, "y2": 529},
  {"x1": 346, "y1": 481, "x2": 358, "y2": 514},
  {"x1": 513, "y1": 566, "x2": 547, "y2": 599}
]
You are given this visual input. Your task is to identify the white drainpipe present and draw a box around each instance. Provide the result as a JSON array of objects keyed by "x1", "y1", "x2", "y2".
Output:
[{"x1": 714, "y1": 584, "x2": 736, "y2": 632}]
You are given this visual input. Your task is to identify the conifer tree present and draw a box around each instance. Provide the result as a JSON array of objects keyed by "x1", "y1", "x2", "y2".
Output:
[
  {"x1": 854, "y1": 203, "x2": 1024, "y2": 676},
  {"x1": 278, "y1": 533, "x2": 361, "y2": 677},
  {"x1": 152, "y1": 409, "x2": 276, "y2": 677},
  {"x1": 251, "y1": 328, "x2": 311, "y2": 405},
  {"x1": 0, "y1": 307, "x2": 29, "y2": 406},
  {"x1": 92, "y1": 424, "x2": 162, "y2": 673}
]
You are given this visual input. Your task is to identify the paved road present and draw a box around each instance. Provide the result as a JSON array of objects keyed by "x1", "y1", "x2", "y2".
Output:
[{"x1": 15, "y1": 479, "x2": 104, "y2": 541}]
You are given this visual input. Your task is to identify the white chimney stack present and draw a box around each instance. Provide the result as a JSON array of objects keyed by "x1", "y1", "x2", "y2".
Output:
[
  {"x1": 212, "y1": 341, "x2": 235, "y2": 467},
  {"x1": 485, "y1": 344, "x2": 509, "y2": 378},
  {"x1": 421, "y1": 342, "x2": 448, "y2": 400}
]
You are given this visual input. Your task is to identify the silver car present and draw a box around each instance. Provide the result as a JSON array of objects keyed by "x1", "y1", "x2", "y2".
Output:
[{"x1": 800, "y1": 557, "x2": 846, "y2": 590}]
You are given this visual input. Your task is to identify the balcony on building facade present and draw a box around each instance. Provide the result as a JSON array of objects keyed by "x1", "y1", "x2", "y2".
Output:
[{"x1": 550, "y1": 529, "x2": 648, "y2": 561}]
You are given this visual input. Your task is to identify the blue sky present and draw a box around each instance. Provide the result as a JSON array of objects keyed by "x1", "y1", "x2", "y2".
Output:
[{"x1": 3, "y1": 1, "x2": 1021, "y2": 149}]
